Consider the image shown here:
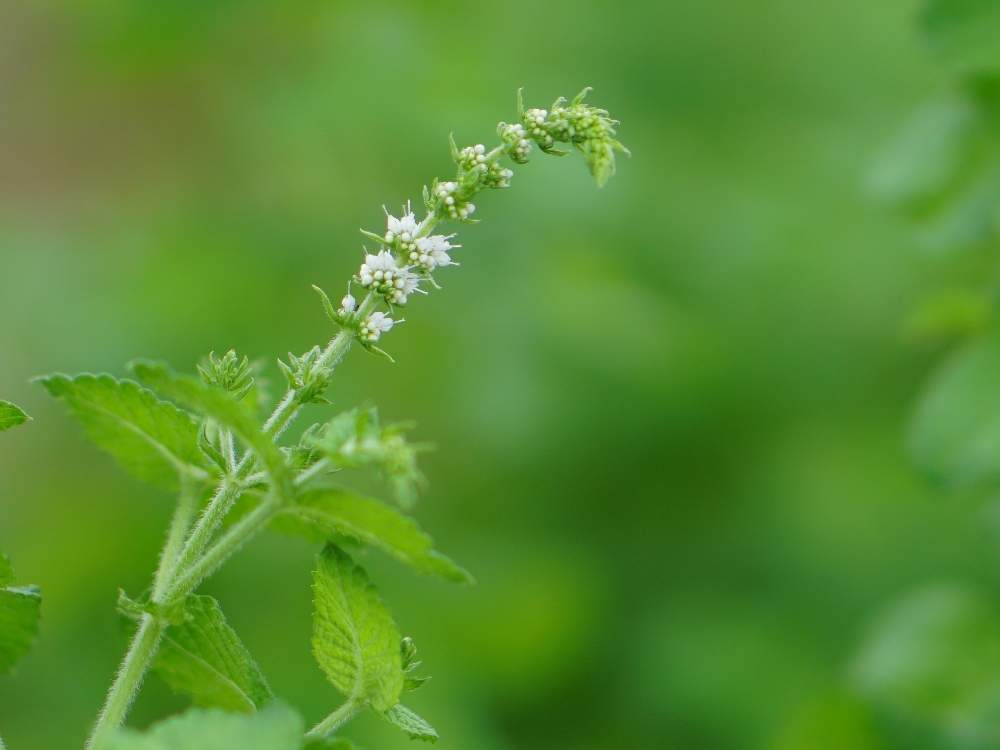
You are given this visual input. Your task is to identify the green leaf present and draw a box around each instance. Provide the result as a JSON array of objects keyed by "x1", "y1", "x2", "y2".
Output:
[
  {"x1": 921, "y1": 0, "x2": 1000, "y2": 75},
  {"x1": 381, "y1": 704, "x2": 438, "y2": 743},
  {"x1": 291, "y1": 489, "x2": 473, "y2": 584},
  {"x1": 0, "y1": 554, "x2": 41, "y2": 675},
  {"x1": 0, "y1": 401, "x2": 30, "y2": 432},
  {"x1": 312, "y1": 544, "x2": 403, "y2": 712},
  {"x1": 154, "y1": 594, "x2": 273, "y2": 713},
  {"x1": 105, "y1": 703, "x2": 303, "y2": 750},
  {"x1": 129, "y1": 361, "x2": 289, "y2": 488},
  {"x1": 908, "y1": 331, "x2": 1000, "y2": 487},
  {"x1": 37, "y1": 373, "x2": 207, "y2": 488}
]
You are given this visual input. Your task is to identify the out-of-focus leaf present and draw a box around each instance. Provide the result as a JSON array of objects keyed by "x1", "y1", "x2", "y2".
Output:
[
  {"x1": 312, "y1": 544, "x2": 403, "y2": 713},
  {"x1": 921, "y1": 0, "x2": 1000, "y2": 75},
  {"x1": 903, "y1": 288, "x2": 993, "y2": 343},
  {"x1": 37, "y1": 373, "x2": 207, "y2": 488},
  {"x1": 870, "y1": 93, "x2": 979, "y2": 211},
  {"x1": 852, "y1": 585, "x2": 1000, "y2": 747},
  {"x1": 105, "y1": 703, "x2": 303, "y2": 749},
  {"x1": 290, "y1": 489, "x2": 473, "y2": 584},
  {"x1": 0, "y1": 554, "x2": 40, "y2": 675},
  {"x1": 381, "y1": 704, "x2": 438, "y2": 743},
  {"x1": 0, "y1": 401, "x2": 30, "y2": 432},
  {"x1": 909, "y1": 331, "x2": 1000, "y2": 486},
  {"x1": 154, "y1": 594, "x2": 273, "y2": 713}
]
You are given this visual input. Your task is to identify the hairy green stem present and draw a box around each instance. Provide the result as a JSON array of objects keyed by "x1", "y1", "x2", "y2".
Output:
[
  {"x1": 86, "y1": 615, "x2": 165, "y2": 750},
  {"x1": 305, "y1": 698, "x2": 361, "y2": 739},
  {"x1": 164, "y1": 497, "x2": 281, "y2": 604},
  {"x1": 151, "y1": 481, "x2": 198, "y2": 600}
]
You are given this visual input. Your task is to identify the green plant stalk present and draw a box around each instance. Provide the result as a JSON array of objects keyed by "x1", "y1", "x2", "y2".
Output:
[
  {"x1": 305, "y1": 698, "x2": 361, "y2": 739},
  {"x1": 86, "y1": 614, "x2": 165, "y2": 750},
  {"x1": 151, "y1": 479, "x2": 198, "y2": 600}
]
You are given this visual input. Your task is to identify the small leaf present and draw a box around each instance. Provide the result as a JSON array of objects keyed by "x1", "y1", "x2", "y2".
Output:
[
  {"x1": 921, "y1": 0, "x2": 1000, "y2": 75},
  {"x1": 129, "y1": 361, "x2": 289, "y2": 488},
  {"x1": 105, "y1": 703, "x2": 303, "y2": 750},
  {"x1": 909, "y1": 331, "x2": 1000, "y2": 487},
  {"x1": 0, "y1": 401, "x2": 30, "y2": 432},
  {"x1": 0, "y1": 554, "x2": 41, "y2": 675},
  {"x1": 37, "y1": 373, "x2": 207, "y2": 488},
  {"x1": 154, "y1": 594, "x2": 273, "y2": 713},
  {"x1": 291, "y1": 489, "x2": 473, "y2": 584},
  {"x1": 381, "y1": 704, "x2": 438, "y2": 743},
  {"x1": 312, "y1": 544, "x2": 403, "y2": 712}
]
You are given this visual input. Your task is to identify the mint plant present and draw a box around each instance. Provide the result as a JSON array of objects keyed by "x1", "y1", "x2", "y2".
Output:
[{"x1": 36, "y1": 89, "x2": 626, "y2": 749}]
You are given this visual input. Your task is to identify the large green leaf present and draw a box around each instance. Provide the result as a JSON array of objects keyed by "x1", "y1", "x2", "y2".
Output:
[
  {"x1": 909, "y1": 332, "x2": 1000, "y2": 487},
  {"x1": 290, "y1": 490, "x2": 472, "y2": 584},
  {"x1": 0, "y1": 401, "x2": 30, "y2": 432},
  {"x1": 129, "y1": 361, "x2": 289, "y2": 487},
  {"x1": 0, "y1": 554, "x2": 40, "y2": 675},
  {"x1": 105, "y1": 703, "x2": 303, "y2": 750},
  {"x1": 38, "y1": 373, "x2": 206, "y2": 488},
  {"x1": 154, "y1": 594, "x2": 273, "y2": 713},
  {"x1": 921, "y1": 0, "x2": 1000, "y2": 75},
  {"x1": 312, "y1": 544, "x2": 403, "y2": 713}
]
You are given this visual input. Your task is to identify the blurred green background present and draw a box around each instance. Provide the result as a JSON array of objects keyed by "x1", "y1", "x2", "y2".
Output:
[{"x1": 1, "y1": 1, "x2": 995, "y2": 748}]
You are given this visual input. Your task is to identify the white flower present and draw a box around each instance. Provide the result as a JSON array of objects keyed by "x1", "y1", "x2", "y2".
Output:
[
  {"x1": 360, "y1": 311, "x2": 398, "y2": 342},
  {"x1": 390, "y1": 269, "x2": 421, "y2": 305},
  {"x1": 338, "y1": 294, "x2": 356, "y2": 316},
  {"x1": 359, "y1": 250, "x2": 400, "y2": 287},
  {"x1": 385, "y1": 207, "x2": 419, "y2": 243},
  {"x1": 412, "y1": 234, "x2": 459, "y2": 271}
]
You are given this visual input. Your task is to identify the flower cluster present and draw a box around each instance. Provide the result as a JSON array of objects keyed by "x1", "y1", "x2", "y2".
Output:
[
  {"x1": 317, "y1": 88, "x2": 626, "y2": 356},
  {"x1": 358, "y1": 249, "x2": 420, "y2": 305},
  {"x1": 197, "y1": 349, "x2": 254, "y2": 401}
]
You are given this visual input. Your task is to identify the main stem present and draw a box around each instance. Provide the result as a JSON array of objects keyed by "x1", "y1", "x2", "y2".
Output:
[
  {"x1": 87, "y1": 313, "x2": 371, "y2": 748},
  {"x1": 86, "y1": 615, "x2": 165, "y2": 750}
]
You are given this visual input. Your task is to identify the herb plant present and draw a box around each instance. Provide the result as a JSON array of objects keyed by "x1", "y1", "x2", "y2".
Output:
[{"x1": 14, "y1": 89, "x2": 627, "y2": 749}]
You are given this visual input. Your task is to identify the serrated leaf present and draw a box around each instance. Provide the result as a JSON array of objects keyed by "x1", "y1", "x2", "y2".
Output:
[
  {"x1": 0, "y1": 401, "x2": 30, "y2": 432},
  {"x1": 0, "y1": 554, "x2": 40, "y2": 675},
  {"x1": 37, "y1": 373, "x2": 207, "y2": 488},
  {"x1": 291, "y1": 490, "x2": 472, "y2": 584},
  {"x1": 154, "y1": 594, "x2": 273, "y2": 713},
  {"x1": 921, "y1": 0, "x2": 1000, "y2": 75},
  {"x1": 105, "y1": 703, "x2": 303, "y2": 750},
  {"x1": 909, "y1": 331, "x2": 1000, "y2": 487},
  {"x1": 129, "y1": 361, "x2": 288, "y2": 487},
  {"x1": 382, "y1": 704, "x2": 438, "y2": 743},
  {"x1": 312, "y1": 544, "x2": 403, "y2": 712}
]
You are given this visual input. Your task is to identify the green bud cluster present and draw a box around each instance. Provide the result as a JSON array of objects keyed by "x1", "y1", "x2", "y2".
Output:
[
  {"x1": 277, "y1": 347, "x2": 333, "y2": 406},
  {"x1": 197, "y1": 350, "x2": 254, "y2": 401}
]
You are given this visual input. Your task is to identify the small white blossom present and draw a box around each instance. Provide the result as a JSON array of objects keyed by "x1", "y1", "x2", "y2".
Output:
[
  {"x1": 360, "y1": 311, "x2": 398, "y2": 342},
  {"x1": 338, "y1": 294, "x2": 356, "y2": 316},
  {"x1": 500, "y1": 122, "x2": 532, "y2": 162},
  {"x1": 412, "y1": 234, "x2": 459, "y2": 271},
  {"x1": 358, "y1": 250, "x2": 421, "y2": 304},
  {"x1": 385, "y1": 207, "x2": 419, "y2": 244},
  {"x1": 435, "y1": 181, "x2": 475, "y2": 220},
  {"x1": 359, "y1": 250, "x2": 399, "y2": 287}
]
